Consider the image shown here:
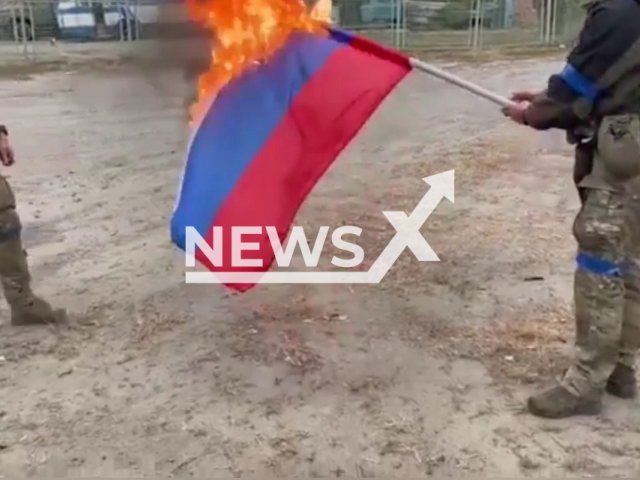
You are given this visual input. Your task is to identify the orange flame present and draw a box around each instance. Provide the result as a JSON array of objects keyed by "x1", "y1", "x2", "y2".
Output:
[{"x1": 185, "y1": 0, "x2": 326, "y2": 125}]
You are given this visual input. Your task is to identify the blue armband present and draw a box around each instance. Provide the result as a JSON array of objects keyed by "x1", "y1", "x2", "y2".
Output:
[{"x1": 560, "y1": 64, "x2": 601, "y2": 103}]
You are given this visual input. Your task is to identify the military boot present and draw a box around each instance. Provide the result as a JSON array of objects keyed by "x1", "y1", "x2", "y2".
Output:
[
  {"x1": 606, "y1": 364, "x2": 638, "y2": 399},
  {"x1": 527, "y1": 385, "x2": 602, "y2": 419},
  {"x1": 11, "y1": 297, "x2": 66, "y2": 326}
]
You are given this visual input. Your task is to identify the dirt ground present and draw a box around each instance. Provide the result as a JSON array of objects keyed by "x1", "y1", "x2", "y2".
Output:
[{"x1": 1, "y1": 51, "x2": 640, "y2": 478}]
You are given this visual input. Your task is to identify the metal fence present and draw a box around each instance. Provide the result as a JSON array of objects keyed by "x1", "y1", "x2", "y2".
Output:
[
  {"x1": 0, "y1": 0, "x2": 198, "y2": 42},
  {"x1": 0, "y1": 0, "x2": 586, "y2": 62},
  {"x1": 334, "y1": 0, "x2": 586, "y2": 51}
]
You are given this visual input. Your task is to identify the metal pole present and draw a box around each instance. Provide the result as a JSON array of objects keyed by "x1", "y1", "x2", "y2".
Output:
[
  {"x1": 393, "y1": 0, "x2": 398, "y2": 49},
  {"x1": 467, "y1": 0, "x2": 474, "y2": 47},
  {"x1": 19, "y1": 2, "x2": 27, "y2": 55},
  {"x1": 28, "y1": 3, "x2": 35, "y2": 42},
  {"x1": 539, "y1": 0, "x2": 545, "y2": 42},
  {"x1": 409, "y1": 57, "x2": 514, "y2": 107},
  {"x1": 402, "y1": 0, "x2": 407, "y2": 49},
  {"x1": 134, "y1": 0, "x2": 140, "y2": 40},
  {"x1": 27, "y1": 2, "x2": 35, "y2": 59},
  {"x1": 551, "y1": 0, "x2": 559, "y2": 44},
  {"x1": 11, "y1": 5, "x2": 18, "y2": 43},
  {"x1": 479, "y1": 0, "x2": 485, "y2": 50},
  {"x1": 119, "y1": 2, "x2": 125, "y2": 41},
  {"x1": 472, "y1": 0, "x2": 482, "y2": 51},
  {"x1": 545, "y1": 0, "x2": 552, "y2": 44},
  {"x1": 396, "y1": 0, "x2": 401, "y2": 48},
  {"x1": 126, "y1": 0, "x2": 132, "y2": 41}
]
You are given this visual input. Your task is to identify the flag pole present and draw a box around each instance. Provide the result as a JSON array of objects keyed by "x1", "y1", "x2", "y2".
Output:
[
  {"x1": 409, "y1": 57, "x2": 515, "y2": 108},
  {"x1": 320, "y1": 23, "x2": 514, "y2": 108}
]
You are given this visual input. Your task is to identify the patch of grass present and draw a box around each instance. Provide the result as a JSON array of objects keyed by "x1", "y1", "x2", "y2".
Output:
[
  {"x1": 452, "y1": 301, "x2": 573, "y2": 383},
  {"x1": 130, "y1": 306, "x2": 186, "y2": 345}
]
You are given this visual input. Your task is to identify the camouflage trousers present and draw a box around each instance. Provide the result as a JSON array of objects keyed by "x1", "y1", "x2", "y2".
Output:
[
  {"x1": 0, "y1": 175, "x2": 59, "y2": 325},
  {"x1": 562, "y1": 188, "x2": 640, "y2": 396}
]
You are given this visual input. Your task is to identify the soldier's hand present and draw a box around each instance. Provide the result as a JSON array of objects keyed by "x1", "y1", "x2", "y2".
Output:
[
  {"x1": 502, "y1": 101, "x2": 530, "y2": 125},
  {"x1": 511, "y1": 90, "x2": 538, "y2": 102},
  {"x1": 0, "y1": 133, "x2": 15, "y2": 167}
]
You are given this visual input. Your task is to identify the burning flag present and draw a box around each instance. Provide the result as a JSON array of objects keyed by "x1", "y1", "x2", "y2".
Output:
[{"x1": 171, "y1": 0, "x2": 413, "y2": 292}]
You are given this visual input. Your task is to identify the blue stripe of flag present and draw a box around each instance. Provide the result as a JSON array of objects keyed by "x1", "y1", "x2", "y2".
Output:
[{"x1": 171, "y1": 31, "x2": 348, "y2": 249}]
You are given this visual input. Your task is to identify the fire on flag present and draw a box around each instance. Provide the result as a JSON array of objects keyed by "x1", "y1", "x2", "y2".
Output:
[
  {"x1": 172, "y1": 0, "x2": 413, "y2": 291},
  {"x1": 184, "y1": 0, "x2": 325, "y2": 124}
]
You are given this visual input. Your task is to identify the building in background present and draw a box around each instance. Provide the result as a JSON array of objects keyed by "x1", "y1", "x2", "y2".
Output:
[
  {"x1": 54, "y1": 0, "x2": 189, "y2": 41},
  {"x1": 514, "y1": 0, "x2": 537, "y2": 25}
]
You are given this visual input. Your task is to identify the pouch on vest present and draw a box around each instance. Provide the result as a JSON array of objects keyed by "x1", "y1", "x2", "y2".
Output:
[{"x1": 596, "y1": 114, "x2": 640, "y2": 182}]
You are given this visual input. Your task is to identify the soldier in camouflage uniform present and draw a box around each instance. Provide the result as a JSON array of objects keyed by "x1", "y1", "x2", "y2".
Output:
[
  {"x1": 0, "y1": 125, "x2": 65, "y2": 326},
  {"x1": 503, "y1": 0, "x2": 640, "y2": 418}
]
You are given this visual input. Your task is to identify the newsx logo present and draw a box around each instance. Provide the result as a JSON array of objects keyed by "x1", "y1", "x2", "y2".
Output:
[
  {"x1": 186, "y1": 224, "x2": 365, "y2": 269},
  {"x1": 184, "y1": 170, "x2": 454, "y2": 284}
]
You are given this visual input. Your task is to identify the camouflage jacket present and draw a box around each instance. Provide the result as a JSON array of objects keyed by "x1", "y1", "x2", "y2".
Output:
[
  {"x1": 522, "y1": 0, "x2": 640, "y2": 192},
  {"x1": 523, "y1": 0, "x2": 640, "y2": 131}
]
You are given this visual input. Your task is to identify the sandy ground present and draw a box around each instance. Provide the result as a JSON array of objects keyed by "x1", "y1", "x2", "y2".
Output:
[{"x1": 1, "y1": 50, "x2": 640, "y2": 478}]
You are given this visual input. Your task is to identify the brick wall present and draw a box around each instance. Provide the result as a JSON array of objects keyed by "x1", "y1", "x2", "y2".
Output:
[{"x1": 515, "y1": 0, "x2": 538, "y2": 25}]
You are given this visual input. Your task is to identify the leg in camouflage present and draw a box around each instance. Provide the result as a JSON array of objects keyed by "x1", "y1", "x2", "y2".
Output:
[
  {"x1": 529, "y1": 188, "x2": 629, "y2": 418},
  {"x1": 0, "y1": 176, "x2": 64, "y2": 326},
  {"x1": 620, "y1": 263, "x2": 640, "y2": 371},
  {"x1": 0, "y1": 208, "x2": 65, "y2": 326},
  {"x1": 605, "y1": 258, "x2": 640, "y2": 398},
  {"x1": 606, "y1": 201, "x2": 640, "y2": 398}
]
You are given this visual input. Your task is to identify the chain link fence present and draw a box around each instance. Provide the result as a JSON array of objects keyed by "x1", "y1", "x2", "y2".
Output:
[
  {"x1": 333, "y1": 0, "x2": 586, "y2": 50},
  {"x1": 0, "y1": 0, "x2": 198, "y2": 42},
  {"x1": 0, "y1": 0, "x2": 197, "y2": 62},
  {"x1": 0, "y1": 0, "x2": 586, "y2": 63}
]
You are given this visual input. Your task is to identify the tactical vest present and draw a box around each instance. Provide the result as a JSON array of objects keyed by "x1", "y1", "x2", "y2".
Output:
[{"x1": 570, "y1": 6, "x2": 640, "y2": 194}]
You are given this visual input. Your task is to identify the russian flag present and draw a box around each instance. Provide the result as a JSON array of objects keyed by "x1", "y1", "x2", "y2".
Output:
[{"x1": 171, "y1": 27, "x2": 412, "y2": 292}]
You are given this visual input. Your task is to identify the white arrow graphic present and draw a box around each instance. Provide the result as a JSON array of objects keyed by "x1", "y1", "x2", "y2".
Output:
[
  {"x1": 366, "y1": 169, "x2": 454, "y2": 282},
  {"x1": 185, "y1": 170, "x2": 454, "y2": 284}
]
